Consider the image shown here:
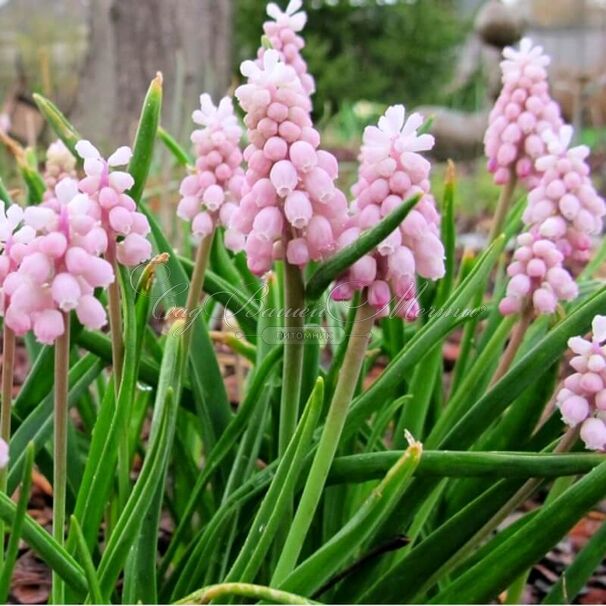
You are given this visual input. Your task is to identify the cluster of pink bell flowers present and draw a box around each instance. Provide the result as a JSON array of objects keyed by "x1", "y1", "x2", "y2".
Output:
[
  {"x1": 484, "y1": 37, "x2": 562, "y2": 189},
  {"x1": 499, "y1": 125, "x2": 605, "y2": 316},
  {"x1": 332, "y1": 105, "x2": 445, "y2": 319},
  {"x1": 490, "y1": 37, "x2": 605, "y2": 316},
  {"x1": 556, "y1": 316, "x2": 606, "y2": 450},
  {"x1": 223, "y1": 48, "x2": 348, "y2": 275},
  {"x1": 0, "y1": 140, "x2": 152, "y2": 345},
  {"x1": 177, "y1": 95, "x2": 245, "y2": 241},
  {"x1": 259, "y1": 0, "x2": 315, "y2": 97}
]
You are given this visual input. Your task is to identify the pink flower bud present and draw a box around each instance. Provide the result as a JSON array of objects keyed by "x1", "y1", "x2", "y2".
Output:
[
  {"x1": 51, "y1": 273, "x2": 82, "y2": 311},
  {"x1": 286, "y1": 238, "x2": 309, "y2": 266},
  {"x1": 284, "y1": 191, "x2": 312, "y2": 228},
  {"x1": 76, "y1": 294, "x2": 107, "y2": 330},
  {"x1": 289, "y1": 140, "x2": 317, "y2": 173},
  {"x1": 270, "y1": 160, "x2": 298, "y2": 197},
  {"x1": 33, "y1": 309, "x2": 65, "y2": 345},
  {"x1": 253, "y1": 206, "x2": 284, "y2": 240},
  {"x1": 559, "y1": 395, "x2": 589, "y2": 426},
  {"x1": 580, "y1": 417, "x2": 606, "y2": 450},
  {"x1": 192, "y1": 212, "x2": 214, "y2": 238}
]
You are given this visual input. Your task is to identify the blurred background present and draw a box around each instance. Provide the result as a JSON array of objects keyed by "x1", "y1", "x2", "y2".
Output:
[{"x1": 0, "y1": 0, "x2": 605, "y2": 230}]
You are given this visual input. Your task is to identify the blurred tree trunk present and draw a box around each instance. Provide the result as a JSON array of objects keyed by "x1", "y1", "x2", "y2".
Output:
[{"x1": 72, "y1": 0, "x2": 233, "y2": 145}]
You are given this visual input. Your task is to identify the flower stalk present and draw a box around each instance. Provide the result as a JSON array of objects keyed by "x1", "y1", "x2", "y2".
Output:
[
  {"x1": 182, "y1": 230, "x2": 215, "y2": 359},
  {"x1": 52, "y1": 312, "x2": 70, "y2": 605},
  {"x1": 489, "y1": 169, "x2": 517, "y2": 242},
  {"x1": 272, "y1": 297, "x2": 375, "y2": 584},
  {"x1": 490, "y1": 303, "x2": 534, "y2": 385},
  {"x1": 278, "y1": 261, "x2": 306, "y2": 456}
]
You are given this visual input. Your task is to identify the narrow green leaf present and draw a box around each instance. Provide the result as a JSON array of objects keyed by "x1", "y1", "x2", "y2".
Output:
[
  {"x1": 543, "y1": 517, "x2": 606, "y2": 604},
  {"x1": 32, "y1": 93, "x2": 81, "y2": 161},
  {"x1": 280, "y1": 438, "x2": 422, "y2": 596},
  {"x1": 127, "y1": 73, "x2": 163, "y2": 204},
  {"x1": 305, "y1": 194, "x2": 420, "y2": 300},
  {"x1": 328, "y1": 451, "x2": 606, "y2": 483},
  {"x1": 358, "y1": 479, "x2": 521, "y2": 604},
  {"x1": 97, "y1": 386, "x2": 177, "y2": 596},
  {"x1": 431, "y1": 460, "x2": 606, "y2": 604},
  {"x1": 0, "y1": 443, "x2": 34, "y2": 603},
  {"x1": 225, "y1": 378, "x2": 324, "y2": 584},
  {"x1": 0, "y1": 492, "x2": 87, "y2": 594},
  {"x1": 435, "y1": 160, "x2": 456, "y2": 306},
  {"x1": 70, "y1": 516, "x2": 106, "y2": 604},
  {"x1": 159, "y1": 345, "x2": 283, "y2": 576},
  {"x1": 175, "y1": 582, "x2": 319, "y2": 605},
  {"x1": 0, "y1": 177, "x2": 13, "y2": 204},
  {"x1": 7, "y1": 355, "x2": 103, "y2": 493},
  {"x1": 157, "y1": 125, "x2": 193, "y2": 166}
]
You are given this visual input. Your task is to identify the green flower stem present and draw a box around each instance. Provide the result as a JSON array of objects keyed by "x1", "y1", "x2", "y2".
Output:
[
  {"x1": 174, "y1": 582, "x2": 318, "y2": 605},
  {"x1": 272, "y1": 298, "x2": 376, "y2": 585},
  {"x1": 279, "y1": 260, "x2": 306, "y2": 456},
  {"x1": 0, "y1": 325, "x2": 15, "y2": 566},
  {"x1": 52, "y1": 313, "x2": 70, "y2": 605},
  {"x1": 490, "y1": 304, "x2": 534, "y2": 386},
  {"x1": 182, "y1": 231, "x2": 215, "y2": 360},
  {"x1": 489, "y1": 169, "x2": 517, "y2": 242}
]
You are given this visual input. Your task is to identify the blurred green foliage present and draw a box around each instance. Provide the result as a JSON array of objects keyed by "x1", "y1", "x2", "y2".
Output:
[{"x1": 234, "y1": 0, "x2": 470, "y2": 118}]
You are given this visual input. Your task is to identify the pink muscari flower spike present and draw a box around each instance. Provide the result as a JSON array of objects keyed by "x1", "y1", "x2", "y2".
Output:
[
  {"x1": 262, "y1": 0, "x2": 314, "y2": 95},
  {"x1": 556, "y1": 315, "x2": 606, "y2": 451},
  {"x1": 4, "y1": 176, "x2": 115, "y2": 345},
  {"x1": 332, "y1": 104, "x2": 444, "y2": 321},
  {"x1": 75, "y1": 139, "x2": 152, "y2": 267},
  {"x1": 484, "y1": 37, "x2": 562, "y2": 189},
  {"x1": 231, "y1": 47, "x2": 348, "y2": 275},
  {"x1": 500, "y1": 123, "x2": 604, "y2": 318},
  {"x1": 177, "y1": 94, "x2": 245, "y2": 245}
]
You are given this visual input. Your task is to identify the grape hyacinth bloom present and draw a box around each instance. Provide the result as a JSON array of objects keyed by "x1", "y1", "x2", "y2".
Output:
[
  {"x1": 332, "y1": 105, "x2": 445, "y2": 320},
  {"x1": 555, "y1": 315, "x2": 606, "y2": 451},
  {"x1": 231, "y1": 49, "x2": 348, "y2": 275},
  {"x1": 484, "y1": 38, "x2": 562, "y2": 188},
  {"x1": 500, "y1": 125, "x2": 604, "y2": 316},
  {"x1": 260, "y1": 0, "x2": 315, "y2": 96},
  {"x1": 75, "y1": 140, "x2": 152, "y2": 266},
  {"x1": 0, "y1": 437, "x2": 7, "y2": 468},
  {"x1": 0, "y1": 202, "x2": 36, "y2": 301},
  {"x1": 524, "y1": 125, "x2": 605, "y2": 262},
  {"x1": 499, "y1": 231, "x2": 578, "y2": 315},
  {"x1": 177, "y1": 94, "x2": 244, "y2": 241},
  {"x1": 3, "y1": 178, "x2": 114, "y2": 344}
]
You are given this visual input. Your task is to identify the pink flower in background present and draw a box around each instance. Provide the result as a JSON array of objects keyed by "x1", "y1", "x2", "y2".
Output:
[
  {"x1": 498, "y1": 231, "x2": 577, "y2": 315},
  {"x1": 177, "y1": 94, "x2": 244, "y2": 241},
  {"x1": 230, "y1": 48, "x2": 348, "y2": 275},
  {"x1": 260, "y1": 0, "x2": 315, "y2": 96},
  {"x1": 43, "y1": 140, "x2": 77, "y2": 195},
  {"x1": 484, "y1": 38, "x2": 562, "y2": 188},
  {"x1": 3, "y1": 178, "x2": 114, "y2": 344},
  {"x1": 0, "y1": 437, "x2": 7, "y2": 468},
  {"x1": 555, "y1": 315, "x2": 606, "y2": 451},
  {"x1": 525, "y1": 125, "x2": 605, "y2": 262},
  {"x1": 500, "y1": 125, "x2": 604, "y2": 317},
  {"x1": 75, "y1": 140, "x2": 152, "y2": 266},
  {"x1": 332, "y1": 105, "x2": 445, "y2": 320},
  {"x1": 0, "y1": 201, "x2": 36, "y2": 311}
]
